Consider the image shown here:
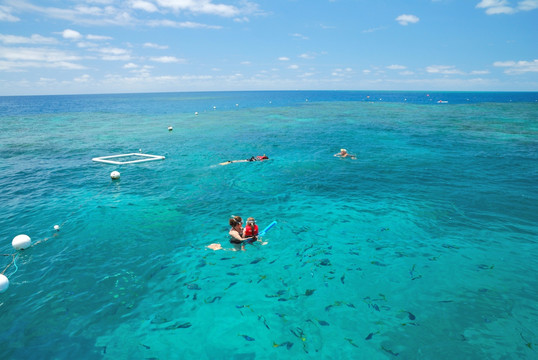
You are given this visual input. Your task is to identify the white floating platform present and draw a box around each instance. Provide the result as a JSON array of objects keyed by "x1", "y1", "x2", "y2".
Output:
[{"x1": 92, "y1": 153, "x2": 165, "y2": 165}]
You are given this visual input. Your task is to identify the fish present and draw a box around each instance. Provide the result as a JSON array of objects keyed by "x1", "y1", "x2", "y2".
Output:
[
  {"x1": 340, "y1": 274, "x2": 345, "y2": 284},
  {"x1": 305, "y1": 289, "x2": 315, "y2": 296},
  {"x1": 380, "y1": 227, "x2": 390, "y2": 232},
  {"x1": 370, "y1": 261, "x2": 387, "y2": 267},
  {"x1": 407, "y1": 312, "x2": 416, "y2": 320},
  {"x1": 273, "y1": 341, "x2": 294, "y2": 349},
  {"x1": 204, "y1": 296, "x2": 222, "y2": 304},
  {"x1": 365, "y1": 333, "x2": 374, "y2": 340},
  {"x1": 345, "y1": 338, "x2": 359, "y2": 348},
  {"x1": 239, "y1": 334, "x2": 255, "y2": 341},
  {"x1": 381, "y1": 345, "x2": 399, "y2": 356},
  {"x1": 250, "y1": 258, "x2": 264, "y2": 264},
  {"x1": 226, "y1": 272, "x2": 238, "y2": 276},
  {"x1": 160, "y1": 321, "x2": 192, "y2": 330},
  {"x1": 317, "y1": 320, "x2": 330, "y2": 326},
  {"x1": 257, "y1": 275, "x2": 267, "y2": 283},
  {"x1": 185, "y1": 283, "x2": 201, "y2": 290},
  {"x1": 140, "y1": 343, "x2": 150, "y2": 349},
  {"x1": 372, "y1": 304, "x2": 380, "y2": 312},
  {"x1": 258, "y1": 315, "x2": 270, "y2": 329},
  {"x1": 290, "y1": 327, "x2": 306, "y2": 341},
  {"x1": 320, "y1": 259, "x2": 331, "y2": 266},
  {"x1": 150, "y1": 316, "x2": 169, "y2": 324},
  {"x1": 224, "y1": 282, "x2": 237, "y2": 290},
  {"x1": 409, "y1": 264, "x2": 416, "y2": 277}
]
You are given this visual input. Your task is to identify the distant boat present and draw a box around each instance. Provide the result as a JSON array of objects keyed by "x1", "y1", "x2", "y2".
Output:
[{"x1": 437, "y1": 100, "x2": 448, "y2": 104}]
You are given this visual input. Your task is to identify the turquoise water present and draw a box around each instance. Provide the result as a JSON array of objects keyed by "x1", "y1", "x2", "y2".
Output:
[{"x1": 1, "y1": 91, "x2": 537, "y2": 359}]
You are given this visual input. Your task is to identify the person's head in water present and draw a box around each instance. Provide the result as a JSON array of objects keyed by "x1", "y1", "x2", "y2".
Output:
[{"x1": 230, "y1": 215, "x2": 242, "y2": 228}]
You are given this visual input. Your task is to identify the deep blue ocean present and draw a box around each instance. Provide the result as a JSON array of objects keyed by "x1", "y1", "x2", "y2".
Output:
[{"x1": 1, "y1": 91, "x2": 537, "y2": 359}]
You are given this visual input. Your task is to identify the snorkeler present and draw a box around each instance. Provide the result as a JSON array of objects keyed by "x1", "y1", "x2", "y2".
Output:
[
  {"x1": 243, "y1": 217, "x2": 259, "y2": 243},
  {"x1": 334, "y1": 149, "x2": 356, "y2": 159},
  {"x1": 219, "y1": 155, "x2": 269, "y2": 166},
  {"x1": 228, "y1": 215, "x2": 254, "y2": 251}
]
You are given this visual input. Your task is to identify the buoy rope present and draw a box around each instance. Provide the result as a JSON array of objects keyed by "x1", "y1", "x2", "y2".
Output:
[
  {"x1": 1, "y1": 254, "x2": 17, "y2": 276},
  {"x1": 2, "y1": 180, "x2": 115, "y2": 279}
]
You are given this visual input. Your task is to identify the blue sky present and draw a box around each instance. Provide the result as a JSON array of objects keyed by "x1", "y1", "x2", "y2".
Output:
[{"x1": 0, "y1": 0, "x2": 537, "y2": 95}]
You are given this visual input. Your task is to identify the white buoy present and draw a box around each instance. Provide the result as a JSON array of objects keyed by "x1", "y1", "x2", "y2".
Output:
[
  {"x1": 54, "y1": 225, "x2": 60, "y2": 231},
  {"x1": 168, "y1": 126, "x2": 173, "y2": 131},
  {"x1": 0, "y1": 274, "x2": 9, "y2": 293},
  {"x1": 12, "y1": 234, "x2": 31, "y2": 250},
  {"x1": 195, "y1": 112, "x2": 198, "y2": 116},
  {"x1": 110, "y1": 171, "x2": 120, "y2": 180}
]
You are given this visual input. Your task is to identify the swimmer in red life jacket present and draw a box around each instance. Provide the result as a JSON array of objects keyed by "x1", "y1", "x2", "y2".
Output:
[
  {"x1": 219, "y1": 154, "x2": 269, "y2": 166},
  {"x1": 243, "y1": 217, "x2": 259, "y2": 243}
]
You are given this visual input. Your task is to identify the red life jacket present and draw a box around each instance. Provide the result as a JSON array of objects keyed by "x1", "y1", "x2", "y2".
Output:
[{"x1": 244, "y1": 224, "x2": 258, "y2": 237}]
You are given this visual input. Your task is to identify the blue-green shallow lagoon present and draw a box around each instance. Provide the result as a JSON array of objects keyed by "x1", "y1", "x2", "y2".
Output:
[{"x1": 1, "y1": 91, "x2": 537, "y2": 359}]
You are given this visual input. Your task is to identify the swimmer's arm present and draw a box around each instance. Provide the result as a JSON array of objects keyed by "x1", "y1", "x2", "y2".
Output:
[{"x1": 230, "y1": 230, "x2": 253, "y2": 242}]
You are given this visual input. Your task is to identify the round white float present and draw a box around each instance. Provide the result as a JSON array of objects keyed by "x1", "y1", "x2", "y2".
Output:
[
  {"x1": 0, "y1": 274, "x2": 9, "y2": 293},
  {"x1": 195, "y1": 112, "x2": 199, "y2": 116},
  {"x1": 110, "y1": 171, "x2": 120, "y2": 180},
  {"x1": 12, "y1": 234, "x2": 31, "y2": 250},
  {"x1": 168, "y1": 126, "x2": 173, "y2": 131},
  {"x1": 54, "y1": 225, "x2": 60, "y2": 231}
]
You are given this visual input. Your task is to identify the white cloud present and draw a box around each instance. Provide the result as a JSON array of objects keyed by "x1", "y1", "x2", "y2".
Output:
[
  {"x1": 94, "y1": 47, "x2": 131, "y2": 61},
  {"x1": 0, "y1": 34, "x2": 58, "y2": 45},
  {"x1": 395, "y1": 14, "x2": 420, "y2": 25},
  {"x1": 299, "y1": 53, "x2": 315, "y2": 59},
  {"x1": 518, "y1": 0, "x2": 538, "y2": 11},
  {"x1": 0, "y1": 46, "x2": 85, "y2": 70},
  {"x1": 332, "y1": 68, "x2": 353, "y2": 77},
  {"x1": 87, "y1": 34, "x2": 112, "y2": 41},
  {"x1": 387, "y1": 64, "x2": 406, "y2": 70},
  {"x1": 77, "y1": 41, "x2": 99, "y2": 48},
  {"x1": 426, "y1": 65, "x2": 464, "y2": 75},
  {"x1": 476, "y1": 0, "x2": 538, "y2": 14},
  {"x1": 278, "y1": 57, "x2": 290, "y2": 61},
  {"x1": 288, "y1": 64, "x2": 299, "y2": 69},
  {"x1": 8, "y1": 1, "x2": 135, "y2": 26},
  {"x1": 62, "y1": 29, "x2": 83, "y2": 40},
  {"x1": 493, "y1": 59, "x2": 538, "y2": 73},
  {"x1": 150, "y1": 56, "x2": 185, "y2": 63},
  {"x1": 146, "y1": 19, "x2": 222, "y2": 29},
  {"x1": 0, "y1": 5, "x2": 20, "y2": 21},
  {"x1": 470, "y1": 70, "x2": 490, "y2": 75},
  {"x1": 124, "y1": 62, "x2": 138, "y2": 68},
  {"x1": 362, "y1": 26, "x2": 386, "y2": 33},
  {"x1": 143, "y1": 42, "x2": 168, "y2": 49},
  {"x1": 132, "y1": 0, "x2": 159, "y2": 13},
  {"x1": 291, "y1": 33, "x2": 309, "y2": 40},
  {"x1": 154, "y1": 0, "x2": 240, "y2": 17},
  {"x1": 74, "y1": 74, "x2": 91, "y2": 82}
]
